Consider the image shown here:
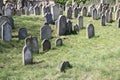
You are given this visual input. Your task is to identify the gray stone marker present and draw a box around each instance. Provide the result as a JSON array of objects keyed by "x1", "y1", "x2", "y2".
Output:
[
  {"x1": 1, "y1": 21, "x2": 12, "y2": 41},
  {"x1": 51, "y1": 4, "x2": 60, "y2": 21},
  {"x1": 41, "y1": 39, "x2": 51, "y2": 51},
  {"x1": 34, "y1": 5, "x2": 41, "y2": 15},
  {"x1": 74, "y1": 24, "x2": 79, "y2": 33},
  {"x1": 92, "y1": 8, "x2": 97, "y2": 20},
  {"x1": 105, "y1": 10, "x2": 109, "y2": 22},
  {"x1": 73, "y1": 7, "x2": 78, "y2": 18},
  {"x1": 22, "y1": 44, "x2": 33, "y2": 65},
  {"x1": 66, "y1": 6, "x2": 72, "y2": 19},
  {"x1": 18, "y1": 28, "x2": 27, "y2": 40},
  {"x1": 78, "y1": 16, "x2": 83, "y2": 29},
  {"x1": 44, "y1": 12, "x2": 53, "y2": 24},
  {"x1": 81, "y1": 6, "x2": 87, "y2": 16},
  {"x1": 40, "y1": 24, "x2": 52, "y2": 40},
  {"x1": 115, "y1": 8, "x2": 120, "y2": 20},
  {"x1": 55, "y1": 38, "x2": 63, "y2": 46},
  {"x1": 108, "y1": 11, "x2": 112, "y2": 23},
  {"x1": 118, "y1": 18, "x2": 120, "y2": 28},
  {"x1": 5, "y1": 4, "x2": 12, "y2": 16},
  {"x1": 66, "y1": 20, "x2": 72, "y2": 34},
  {"x1": 86, "y1": 24, "x2": 95, "y2": 38},
  {"x1": 101, "y1": 14, "x2": 106, "y2": 26},
  {"x1": 88, "y1": 4, "x2": 95, "y2": 17},
  {"x1": 57, "y1": 15, "x2": 67, "y2": 36},
  {"x1": 29, "y1": 7, "x2": 34, "y2": 15}
]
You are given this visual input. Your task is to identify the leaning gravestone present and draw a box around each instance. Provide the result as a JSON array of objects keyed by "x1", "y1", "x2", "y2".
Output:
[
  {"x1": 41, "y1": 39, "x2": 51, "y2": 51},
  {"x1": 73, "y1": 7, "x2": 78, "y2": 18},
  {"x1": 51, "y1": 4, "x2": 60, "y2": 21},
  {"x1": 57, "y1": 15, "x2": 67, "y2": 36},
  {"x1": 78, "y1": 16, "x2": 83, "y2": 29},
  {"x1": 92, "y1": 8, "x2": 97, "y2": 20},
  {"x1": 1, "y1": 21, "x2": 12, "y2": 41},
  {"x1": 81, "y1": 6, "x2": 87, "y2": 16},
  {"x1": 101, "y1": 14, "x2": 106, "y2": 26},
  {"x1": 66, "y1": 6, "x2": 72, "y2": 19},
  {"x1": 86, "y1": 24, "x2": 95, "y2": 38},
  {"x1": 40, "y1": 24, "x2": 52, "y2": 40},
  {"x1": 22, "y1": 45, "x2": 33, "y2": 65},
  {"x1": 55, "y1": 38, "x2": 63, "y2": 46},
  {"x1": 44, "y1": 12, "x2": 53, "y2": 24},
  {"x1": 18, "y1": 28, "x2": 28, "y2": 40},
  {"x1": 66, "y1": 20, "x2": 72, "y2": 34}
]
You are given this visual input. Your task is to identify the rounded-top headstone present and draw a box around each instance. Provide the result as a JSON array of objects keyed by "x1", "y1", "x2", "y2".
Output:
[
  {"x1": 41, "y1": 39, "x2": 51, "y2": 51},
  {"x1": 55, "y1": 38, "x2": 63, "y2": 46},
  {"x1": 18, "y1": 28, "x2": 27, "y2": 40},
  {"x1": 86, "y1": 24, "x2": 95, "y2": 38}
]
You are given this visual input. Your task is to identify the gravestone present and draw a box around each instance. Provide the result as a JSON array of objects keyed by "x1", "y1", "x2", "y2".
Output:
[
  {"x1": 66, "y1": 6, "x2": 72, "y2": 19},
  {"x1": 34, "y1": 5, "x2": 41, "y2": 15},
  {"x1": 44, "y1": 12, "x2": 53, "y2": 24},
  {"x1": 24, "y1": 7, "x2": 29, "y2": 15},
  {"x1": 31, "y1": 37, "x2": 39, "y2": 53},
  {"x1": 81, "y1": 6, "x2": 87, "y2": 16},
  {"x1": 74, "y1": 24, "x2": 79, "y2": 33},
  {"x1": 51, "y1": 4, "x2": 60, "y2": 21},
  {"x1": 78, "y1": 16, "x2": 83, "y2": 29},
  {"x1": 29, "y1": 7, "x2": 34, "y2": 15},
  {"x1": 5, "y1": 4, "x2": 12, "y2": 16},
  {"x1": 105, "y1": 10, "x2": 109, "y2": 22},
  {"x1": 118, "y1": 18, "x2": 120, "y2": 28},
  {"x1": 92, "y1": 8, "x2": 97, "y2": 20},
  {"x1": 115, "y1": 8, "x2": 120, "y2": 20},
  {"x1": 0, "y1": 8, "x2": 3, "y2": 16},
  {"x1": 18, "y1": 28, "x2": 27, "y2": 40},
  {"x1": 1, "y1": 21, "x2": 12, "y2": 41},
  {"x1": 55, "y1": 38, "x2": 62, "y2": 46},
  {"x1": 108, "y1": 11, "x2": 112, "y2": 23},
  {"x1": 86, "y1": 24, "x2": 95, "y2": 38},
  {"x1": 73, "y1": 7, "x2": 78, "y2": 18},
  {"x1": 88, "y1": 4, "x2": 95, "y2": 17},
  {"x1": 66, "y1": 20, "x2": 72, "y2": 34},
  {"x1": 101, "y1": 14, "x2": 106, "y2": 26},
  {"x1": 41, "y1": 39, "x2": 51, "y2": 51},
  {"x1": 57, "y1": 15, "x2": 67, "y2": 36},
  {"x1": 40, "y1": 24, "x2": 52, "y2": 40},
  {"x1": 22, "y1": 45, "x2": 33, "y2": 65}
]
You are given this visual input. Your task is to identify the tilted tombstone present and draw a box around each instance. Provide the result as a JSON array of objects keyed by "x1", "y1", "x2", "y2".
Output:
[
  {"x1": 22, "y1": 44, "x2": 33, "y2": 65},
  {"x1": 105, "y1": 10, "x2": 110, "y2": 22},
  {"x1": 55, "y1": 38, "x2": 63, "y2": 46},
  {"x1": 92, "y1": 8, "x2": 97, "y2": 20},
  {"x1": 101, "y1": 14, "x2": 106, "y2": 26},
  {"x1": 41, "y1": 39, "x2": 51, "y2": 51},
  {"x1": 78, "y1": 16, "x2": 83, "y2": 29},
  {"x1": 1, "y1": 21, "x2": 12, "y2": 41},
  {"x1": 66, "y1": 6, "x2": 72, "y2": 19},
  {"x1": 73, "y1": 7, "x2": 78, "y2": 18},
  {"x1": 44, "y1": 12, "x2": 53, "y2": 24},
  {"x1": 81, "y1": 6, "x2": 87, "y2": 16},
  {"x1": 18, "y1": 28, "x2": 28, "y2": 40},
  {"x1": 34, "y1": 5, "x2": 41, "y2": 15},
  {"x1": 118, "y1": 17, "x2": 120, "y2": 28},
  {"x1": 51, "y1": 4, "x2": 60, "y2": 21},
  {"x1": 66, "y1": 20, "x2": 72, "y2": 34},
  {"x1": 57, "y1": 15, "x2": 67, "y2": 36},
  {"x1": 40, "y1": 24, "x2": 52, "y2": 40},
  {"x1": 86, "y1": 24, "x2": 95, "y2": 38},
  {"x1": 115, "y1": 8, "x2": 120, "y2": 20}
]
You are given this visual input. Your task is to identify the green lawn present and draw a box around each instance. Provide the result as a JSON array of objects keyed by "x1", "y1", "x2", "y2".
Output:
[{"x1": 0, "y1": 14, "x2": 120, "y2": 80}]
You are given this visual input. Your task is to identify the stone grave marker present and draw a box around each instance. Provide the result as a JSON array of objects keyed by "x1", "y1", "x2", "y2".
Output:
[
  {"x1": 5, "y1": 4, "x2": 12, "y2": 16},
  {"x1": 55, "y1": 38, "x2": 63, "y2": 46},
  {"x1": 78, "y1": 16, "x2": 83, "y2": 29},
  {"x1": 31, "y1": 37, "x2": 39, "y2": 53},
  {"x1": 18, "y1": 28, "x2": 27, "y2": 40},
  {"x1": 108, "y1": 11, "x2": 112, "y2": 23},
  {"x1": 101, "y1": 14, "x2": 106, "y2": 26},
  {"x1": 115, "y1": 8, "x2": 120, "y2": 20},
  {"x1": 118, "y1": 18, "x2": 120, "y2": 28},
  {"x1": 73, "y1": 7, "x2": 78, "y2": 18},
  {"x1": 66, "y1": 20, "x2": 72, "y2": 34},
  {"x1": 44, "y1": 12, "x2": 53, "y2": 24},
  {"x1": 92, "y1": 8, "x2": 97, "y2": 20},
  {"x1": 86, "y1": 24, "x2": 95, "y2": 38},
  {"x1": 105, "y1": 10, "x2": 109, "y2": 22},
  {"x1": 34, "y1": 5, "x2": 41, "y2": 15},
  {"x1": 81, "y1": 6, "x2": 87, "y2": 16},
  {"x1": 66, "y1": 6, "x2": 72, "y2": 19},
  {"x1": 74, "y1": 24, "x2": 79, "y2": 33},
  {"x1": 41, "y1": 39, "x2": 51, "y2": 51}
]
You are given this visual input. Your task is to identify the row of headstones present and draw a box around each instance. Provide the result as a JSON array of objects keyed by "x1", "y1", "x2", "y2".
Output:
[{"x1": 22, "y1": 36, "x2": 63, "y2": 65}]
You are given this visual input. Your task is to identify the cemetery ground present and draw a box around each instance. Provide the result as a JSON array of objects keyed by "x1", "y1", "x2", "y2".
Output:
[{"x1": 0, "y1": 15, "x2": 120, "y2": 80}]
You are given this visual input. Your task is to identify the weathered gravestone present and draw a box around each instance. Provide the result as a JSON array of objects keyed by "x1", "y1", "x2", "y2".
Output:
[
  {"x1": 101, "y1": 14, "x2": 106, "y2": 26},
  {"x1": 105, "y1": 10, "x2": 109, "y2": 22},
  {"x1": 81, "y1": 6, "x2": 87, "y2": 16},
  {"x1": 44, "y1": 12, "x2": 54, "y2": 24},
  {"x1": 0, "y1": 8, "x2": 3, "y2": 16},
  {"x1": 66, "y1": 20, "x2": 72, "y2": 34},
  {"x1": 88, "y1": 4, "x2": 95, "y2": 17},
  {"x1": 66, "y1": 6, "x2": 72, "y2": 19},
  {"x1": 78, "y1": 16, "x2": 83, "y2": 29},
  {"x1": 108, "y1": 11, "x2": 112, "y2": 23},
  {"x1": 42, "y1": 5, "x2": 51, "y2": 16},
  {"x1": 74, "y1": 7, "x2": 78, "y2": 18},
  {"x1": 4, "y1": 3, "x2": 12, "y2": 16},
  {"x1": 57, "y1": 15, "x2": 67, "y2": 36},
  {"x1": 34, "y1": 5, "x2": 41, "y2": 15},
  {"x1": 1, "y1": 21, "x2": 12, "y2": 41},
  {"x1": 22, "y1": 44, "x2": 33, "y2": 65},
  {"x1": 55, "y1": 38, "x2": 63, "y2": 46},
  {"x1": 74, "y1": 24, "x2": 79, "y2": 33},
  {"x1": 41, "y1": 39, "x2": 51, "y2": 51},
  {"x1": 18, "y1": 28, "x2": 27, "y2": 40},
  {"x1": 92, "y1": 8, "x2": 97, "y2": 20},
  {"x1": 86, "y1": 24, "x2": 95, "y2": 38},
  {"x1": 40, "y1": 23, "x2": 52, "y2": 40},
  {"x1": 51, "y1": 4, "x2": 60, "y2": 21},
  {"x1": 115, "y1": 8, "x2": 120, "y2": 20},
  {"x1": 29, "y1": 7, "x2": 34, "y2": 15}
]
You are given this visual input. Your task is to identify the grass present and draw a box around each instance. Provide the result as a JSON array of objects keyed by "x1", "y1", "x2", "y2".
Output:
[{"x1": 0, "y1": 13, "x2": 120, "y2": 80}]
